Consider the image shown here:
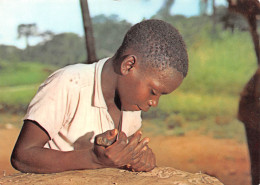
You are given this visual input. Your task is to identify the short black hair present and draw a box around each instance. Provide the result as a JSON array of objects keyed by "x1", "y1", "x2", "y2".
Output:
[{"x1": 115, "y1": 19, "x2": 188, "y2": 77}]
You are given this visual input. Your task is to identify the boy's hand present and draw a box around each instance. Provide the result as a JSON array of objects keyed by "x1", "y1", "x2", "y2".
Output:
[
  {"x1": 127, "y1": 145, "x2": 156, "y2": 172},
  {"x1": 95, "y1": 129, "x2": 118, "y2": 147},
  {"x1": 93, "y1": 129, "x2": 148, "y2": 168},
  {"x1": 73, "y1": 131, "x2": 94, "y2": 150}
]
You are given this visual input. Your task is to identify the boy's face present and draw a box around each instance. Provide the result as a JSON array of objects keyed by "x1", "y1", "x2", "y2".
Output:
[{"x1": 117, "y1": 59, "x2": 183, "y2": 112}]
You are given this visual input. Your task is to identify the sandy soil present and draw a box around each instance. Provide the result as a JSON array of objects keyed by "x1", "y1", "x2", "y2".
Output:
[
  {"x1": 0, "y1": 128, "x2": 251, "y2": 185},
  {"x1": 0, "y1": 128, "x2": 20, "y2": 178}
]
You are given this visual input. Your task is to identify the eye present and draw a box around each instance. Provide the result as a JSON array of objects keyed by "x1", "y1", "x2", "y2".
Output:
[{"x1": 151, "y1": 89, "x2": 156, "y2": 96}]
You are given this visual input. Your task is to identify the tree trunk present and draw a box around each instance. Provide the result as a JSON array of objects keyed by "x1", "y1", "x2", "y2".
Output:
[
  {"x1": 247, "y1": 15, "x2": 260, "y2": 64},
  {"x1": 80, "y1": 0, "x2": 97, "y2": 64},
  {"x1": 25, "y1": 36, "x2": 29, "y2": 49},
  {"x1": 212, "y1": 0, "x2": 216, "y2": 34},
  {"x1": 241, "y1": 10, "x2": 260, "y2": 185},
  {"x1": 238, "y1": 68, "x2": 260, "y2": 185},
  {"x1": 199, "y1": 0, "x2": 208, "y2": 15},
  {"x1": 226, "y1": 1, "x2": 260, "y2": 184}
]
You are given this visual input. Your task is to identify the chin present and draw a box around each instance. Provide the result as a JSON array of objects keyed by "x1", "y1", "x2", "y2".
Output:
[
  {"x1": 122, "y1": 104, "x2": 141, "y2": 112},
  {"x1": 141, "y1": 109, "x2": 149, "y2": 112}
]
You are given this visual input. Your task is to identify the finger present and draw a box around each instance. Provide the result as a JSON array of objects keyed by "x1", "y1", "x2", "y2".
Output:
[
  {"x1": 132, "y1": 137, "x2": 150, "y2": 158},
  {"x1": 96, "y1": 137, "x2": 115, "y2": 147},
  {"x1": 106, "y1": 131, "x2": 128, "y2": 151},
  {"x1": 107, "y1": 132, "x2": 136, "y2": 164},
  {"x1": 134, "y1": 151, "x2": 148, "y2": 172},
  {"x1": 139, "y1": 148, "x2": 150, "y2": 171},
  {"x1": 128, "y1": 131, "x2": 142, "y2": 143},
  {"x1": 140, "y1": 148, "x2": 156, "y2": 172},
  {"x1": 151, "y1": 149, "x2": 156, "y2": 166},
  {"x1": 108, "y1": 129, "x2": 118, "y2": 139},
  {"x1": 130, "y1": 152, "x2": 143, "y2": 165},
  {"x1": 143, "y1": 149, "x2": 155, "y2": 172},
  {"x1": 124, "y1": 131, "x2": 142, "y2": 154},
  {"x1": 95, "y1": 129, "x2": 118, "y2": 147},
  {"x1": 129, "y1": 147, "x2": 148, "y2": 171},
  {"x1": 105, "y1": 132, "x2": 139, "y2": 166},
  {"x1": 116, "y1": 131, "x2": 128, "y2": 144}
]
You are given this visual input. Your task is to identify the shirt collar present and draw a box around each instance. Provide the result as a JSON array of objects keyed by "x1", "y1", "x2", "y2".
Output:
[{"x1": 93, "y1": 58, "x2": 109, "y2": 109}]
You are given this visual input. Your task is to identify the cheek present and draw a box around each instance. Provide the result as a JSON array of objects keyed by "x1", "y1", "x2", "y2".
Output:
[
  {"x1": 133, "y1": 83, "x2": 151, "y2": 102},
  {"x1": 122, "y1": 81, "x2": 148, "y2": 103},
  {"x1": 118, "y1": 77, "x2": 137, "y2": 102}
]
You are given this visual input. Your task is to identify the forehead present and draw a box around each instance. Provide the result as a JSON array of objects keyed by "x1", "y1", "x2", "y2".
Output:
[{"x1": 144, "y1": 67, "x2": 184, "y2": 94}]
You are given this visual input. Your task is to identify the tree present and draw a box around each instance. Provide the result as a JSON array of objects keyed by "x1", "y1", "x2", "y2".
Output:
[
  {"x1": 211, "y1": 0, "x2": 216, "y2": 33},
  {"x1": 27, "y1": 33, "x2": 86, "y2": 66},
  {"x1": 155, "y1": 0, "x2": 175, "y2": 20},
  {"x1": 92, "y1": 15, "x2": 131, "y2": 58},
  {"x1": 17, "y1": 23, "x2": 38, "y2": 48},
  {"x1": 220, "y1": 8, "x2": 248, "y2": 33},
  {"x1": 80, "y1": 0, "x2": 97, "y2": 64},
  {"x1": 227, "y1": 0, "x2": 260, "y2": 184},
  {"x1": 38, "y1": 30, "x2": 55, "y2": 44},
  {"x1": 199, "y1": 0, "x2": 208, "y2": 15},
  {"x1": 227, "y1": 0, "x2": 260, "y2": 63}
]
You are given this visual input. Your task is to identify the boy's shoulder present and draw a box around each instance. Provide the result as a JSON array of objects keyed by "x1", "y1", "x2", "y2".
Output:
[
  {"x1": 62, "y1": 63, "x2": 96, "y2": 76},
  {"x1": 44, "y1": 63, "x2": 96, "y2": 89},
  {"x1": 62, "y1": 63, "x2": 96, "y2": 87}
]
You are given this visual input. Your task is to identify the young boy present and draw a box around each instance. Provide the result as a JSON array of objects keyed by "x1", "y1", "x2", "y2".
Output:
[{"x1": 11, "y1": 19, "x2": 188, "y2": 173}]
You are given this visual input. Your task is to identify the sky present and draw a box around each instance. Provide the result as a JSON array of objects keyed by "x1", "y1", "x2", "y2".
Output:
[{"x1": 0, "y1": 0, "x2": 227, "y2": 48}]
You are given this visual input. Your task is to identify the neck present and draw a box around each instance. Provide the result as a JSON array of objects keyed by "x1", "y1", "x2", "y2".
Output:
[{"x1": 101, "y1": 58, "x2": 121, "y2": 110}]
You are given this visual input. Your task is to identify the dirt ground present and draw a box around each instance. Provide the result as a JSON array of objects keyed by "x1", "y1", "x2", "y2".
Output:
[{"x1": 0, "y1": 128, "x2": 251, "y2": 185}]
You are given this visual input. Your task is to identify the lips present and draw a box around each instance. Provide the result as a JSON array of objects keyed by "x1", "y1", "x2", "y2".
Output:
[{"x1": 136, "y1": 105, "x2": 142, "y2": 111}]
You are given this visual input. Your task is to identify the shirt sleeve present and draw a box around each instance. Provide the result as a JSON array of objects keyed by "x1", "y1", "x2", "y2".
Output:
[{"x1": 24, "y1": 68, "x2": 80, "y2": 139}]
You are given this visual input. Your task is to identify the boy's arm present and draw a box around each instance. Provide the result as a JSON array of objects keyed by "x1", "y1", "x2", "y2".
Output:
[
  {"x1": 11, "y1": 120, "x2": 148, "y2": 173},
  {"x1": 11, "y1": 120, "x2": 102, "y2": 173}
]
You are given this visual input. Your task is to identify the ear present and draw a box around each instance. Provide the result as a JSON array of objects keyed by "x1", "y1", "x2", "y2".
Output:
[{"x1": 120, "y1": 55, "x2": 137, "y2": 75}]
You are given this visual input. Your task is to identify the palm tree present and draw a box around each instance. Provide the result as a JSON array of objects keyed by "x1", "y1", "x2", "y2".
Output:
[{"x1": 17, "y1": 23, "x2": 38, "y2": 49}]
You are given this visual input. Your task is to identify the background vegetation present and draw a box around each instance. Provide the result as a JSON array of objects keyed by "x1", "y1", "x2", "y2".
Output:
[{"x1": 0, "y1": 6, "x2": 257, "y2": 142}]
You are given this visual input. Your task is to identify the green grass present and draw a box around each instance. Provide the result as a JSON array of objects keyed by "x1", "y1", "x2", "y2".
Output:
[
  {"x1": 0, "y1": 61, "x2": 56, "y2": 87},
  {"x1": 158, "y1": 91, "x2": 238, "y2": 120},
  {"x1": 0, "y1": 85, "x2": 39, "y2": 105},
  {"x1": 181, "y1": 30, "x2": 256, "y2": 95},
  {"x1": 0, "y1": 61, "x2": 56, "y2": 107}
]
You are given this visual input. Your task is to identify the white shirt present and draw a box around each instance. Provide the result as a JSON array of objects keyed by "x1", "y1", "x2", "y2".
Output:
[{"x1": 24, "y1": 58, "x2": 142, "y2": 151}]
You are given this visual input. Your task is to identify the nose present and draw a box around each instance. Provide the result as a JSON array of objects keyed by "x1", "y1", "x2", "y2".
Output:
[{"x1": 148, "y1": 99, "x2": 158, "y2": 107}]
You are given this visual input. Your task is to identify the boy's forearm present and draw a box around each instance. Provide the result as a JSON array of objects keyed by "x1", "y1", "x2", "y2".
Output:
[{"x1": 11, "y1": 147, "x2": 104, "y2": 173}]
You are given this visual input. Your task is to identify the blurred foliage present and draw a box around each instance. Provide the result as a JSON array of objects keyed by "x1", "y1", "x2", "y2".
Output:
[
  {"x1": 92, "y1": 15, "x2": 132, "y2": 59},
  {"x1": 22, "y1": 33, "x2": 86, "y2": 66},
  {"x1": 0, "y1": 5, "x2": 255, "y2": 66},
  {"x1": 0, "y1": 15, "x2": 131, "y2": 67},
  {"x1": 0, "y1": 45, "x2": 22, "y2": 62}
]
